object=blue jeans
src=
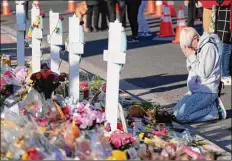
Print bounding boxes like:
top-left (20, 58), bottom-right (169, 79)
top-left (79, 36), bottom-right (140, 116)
top-left (221, 43), bottom-right (232, 77)
top-left (173, 92), bottom-right (219, 123)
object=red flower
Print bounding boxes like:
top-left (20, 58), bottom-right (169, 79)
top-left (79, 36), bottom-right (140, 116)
top-left (40, 11), bottom-right (45, 18)
top-left (58, 73), bottom-right (66, 81)
top-left (35, 73), bottom-right (41, 80)
top-left (27, 148), bottom-right (43, 160)
top-left (152, 128), bottom-right (168, 136)
top-left (30, 73), bottom-right (36, 80)
top-left (59, 16), bottom-right (64, 21)
top-left (76, 120), bottom-right (82, 125)
top-left (117, 123), bottom-right (123, 131)
top-left (47, 73), bottom-right (56, 80)
top-left (4, 71), bottom-right (12, 77)
top-left (63, 106), bottom-right (70, 114)
top-left (104, 123), bottom-right (111, 132)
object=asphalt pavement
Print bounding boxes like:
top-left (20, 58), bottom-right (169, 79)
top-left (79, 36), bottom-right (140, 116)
top-left (1, 1), bottom-right (231, 153)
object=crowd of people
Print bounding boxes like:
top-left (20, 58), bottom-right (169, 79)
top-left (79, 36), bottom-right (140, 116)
top-left (76, 0), bottom-right (151, 43)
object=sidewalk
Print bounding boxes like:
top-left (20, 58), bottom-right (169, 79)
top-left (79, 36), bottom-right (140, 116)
top-left (1, 26), bottom-right (231, 155)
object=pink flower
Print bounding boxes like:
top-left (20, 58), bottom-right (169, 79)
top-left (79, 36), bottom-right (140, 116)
top-left (79, 118), bottom-right (88, 129)
top-left (76, 119), bottom-right (82, 125)
top-left (13, 66), bottom-right (28, 84)
top-left (111, 139), bottom-right (122, 148)
top-left (105, 123), bottom-right (111, 132)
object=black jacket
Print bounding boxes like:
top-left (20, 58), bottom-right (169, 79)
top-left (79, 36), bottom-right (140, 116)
top-left (86, 0), bottom-right (99, 6)
top-left (188, 0), bottom-right (203, 19)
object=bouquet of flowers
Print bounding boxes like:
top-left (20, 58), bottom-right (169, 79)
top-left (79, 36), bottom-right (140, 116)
top-left (109, 131), bottom-right (136, 151)
top-left (69, 103), bottom-right (105, 130)
top-left (30, 64), bottom-right (67, 99)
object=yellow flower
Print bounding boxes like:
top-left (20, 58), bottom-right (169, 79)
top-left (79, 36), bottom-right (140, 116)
top-left (144, 137), bottom-right (153, 145)
top-left (107, 150), bottom-right (127, 160)
top-left (139, 133), bottom-right (144, 140)
top-left (5, 152), bottom-right (13, 159)
top-left (21, 153), bottom-right (28, 160)
top-left (39, 127), bottom-right (46, 133)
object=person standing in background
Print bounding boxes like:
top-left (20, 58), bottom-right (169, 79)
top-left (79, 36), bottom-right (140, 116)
top-left (99, 0), bottom-right (109, 31)
top-left (215, 0), bottom-right (231, 85)
top-left (199, 0), bottom-right (232, 85)
top-left (105, 0), bottom-right (126, 28)
top-left (137, 0), bottom-right (151, 37)
top-left (86, 0), bottom-right (100, 32)
top-left (184, 0), bottom-right (203, 27)
top-left (125, 0), bottom-right (142, 43)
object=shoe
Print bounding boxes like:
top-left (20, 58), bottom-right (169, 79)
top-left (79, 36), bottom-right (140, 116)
top-left (138, 32), bottom-right (152, 37)
top-left (221, 76), bottom-right (231, 86)
top-left (127, 37), bottom-right (139, 43)
top-left (100, 26), bottom-right (108, 31)
top-left (143, 32), bottom-right (152, 37)
top-left (138, 32), bottom-right (144, 37)
top-left (24, 42), bottom-right (29, 47)
top-left (216, 98), bottom-right (227, 120)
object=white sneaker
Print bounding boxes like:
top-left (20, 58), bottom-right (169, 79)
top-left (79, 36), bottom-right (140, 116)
top-left (221, 76), bottom-right (231, 86)
top-left (216, 98), bottom-right (227, 120)
top-left (143, 32), bottom-right (152, 37)
top-left (138, 32), bottom-right (152, 37)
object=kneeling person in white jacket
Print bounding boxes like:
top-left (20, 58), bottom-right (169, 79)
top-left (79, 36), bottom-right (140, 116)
top-left (173, 27), bottom-right (227, 123)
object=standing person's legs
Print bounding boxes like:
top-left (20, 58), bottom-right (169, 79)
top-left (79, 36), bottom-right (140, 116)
top-left (126, 4), bottom-right (134, 35)
top-left (93, 4), bottom-right (100, 31)
top-left (138, 0), bottom-right (149, 34)
top-left (187, 1), bottom-right (195, 27)
top-left (130, 0), bottom-right (141, 37)
top-left (99, 0), bottom-right (108, 30)
top-left (221, 43), bottom-right (232, 84)
top-left (24, 1), bottom-right (29, 20)
top-left (106, 0), bottom-right (116, 22)
top-left (86, 5), bottom-right (94, 31)
top-left (119, 3), bottom-right (127, 27)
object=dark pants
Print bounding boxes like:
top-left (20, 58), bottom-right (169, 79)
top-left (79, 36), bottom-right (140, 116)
top-left (187, 0), bottom-right (203, 27)
top-left (126, 0), bottom-right (141, 37)
top-left (24, 1), bottom-right (29, 20)
top-left (99, 0), bottom-right (108, 28)
top-left (106, 0), bottom-right (126, 27)
top-left (86, 4), bottom-right (100, 29)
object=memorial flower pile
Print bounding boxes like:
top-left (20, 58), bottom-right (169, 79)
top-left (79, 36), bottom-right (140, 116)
top-left (0, 62), bottom-right (230, 160)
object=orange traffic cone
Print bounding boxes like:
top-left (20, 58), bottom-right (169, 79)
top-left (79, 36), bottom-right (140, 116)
top-left (66, 0), bottom-right (76, 13)
top-left (1, 0), bottom-right (12, 16)
top-left (115, 3), bottom-right (119, 15)
top-left (145, 0), bottom-right (156, 15)
top-left (168, 1), bottom-right (176, 17)
top-left (158, 6), bottom-right (165, 36)
top-left (33, 1), bottom-right (40, 8)
top-left (158, 3), bottom-right (174, 37)
top-left (172, 6), bottom-right (186, 43)
top-left (154, 0), bottom-right (163, 17)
